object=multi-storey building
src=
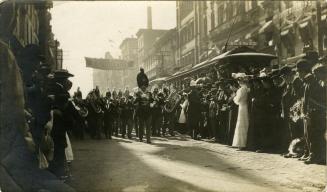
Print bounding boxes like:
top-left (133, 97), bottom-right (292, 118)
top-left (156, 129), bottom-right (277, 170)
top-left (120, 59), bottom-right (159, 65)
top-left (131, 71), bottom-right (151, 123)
top-left (119, 37), bottom-right (138, 88)
top-left (143, 28), bottom-right (177, 80)
top-left (176, 1), bottom-right (208, 70)
top-left (205, 1), bottom-right (327, 65)
top-left (136, 28), bottom-right (168, 71)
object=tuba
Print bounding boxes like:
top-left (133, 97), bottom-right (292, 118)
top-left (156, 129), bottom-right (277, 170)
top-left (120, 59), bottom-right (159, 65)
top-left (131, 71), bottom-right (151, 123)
top-left (88, 92), bottom-right (103, 114)
top-left (90, 98), bottom-right (102, 114)
top-left (72, 99), bottom-right (89, 117)
top-left (164, 90), bottom-right (182, 113)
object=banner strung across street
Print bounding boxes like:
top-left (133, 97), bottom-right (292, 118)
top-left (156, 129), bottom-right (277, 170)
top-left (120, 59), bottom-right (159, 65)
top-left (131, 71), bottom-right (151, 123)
top-left (85, 57), bottom-right (134, 70)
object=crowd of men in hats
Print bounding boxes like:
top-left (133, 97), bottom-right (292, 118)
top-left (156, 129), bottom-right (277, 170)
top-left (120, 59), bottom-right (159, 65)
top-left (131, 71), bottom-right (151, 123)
top-left (13, 44), bottom-right (77, 181)
top-left (3, 43), bottom-right (324, 188)
top-left (71, 54), bottom-right (326, 165)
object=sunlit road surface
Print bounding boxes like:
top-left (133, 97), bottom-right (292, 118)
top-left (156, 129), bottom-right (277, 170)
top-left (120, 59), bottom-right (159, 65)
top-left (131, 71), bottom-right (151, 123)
top-left (68, 135), bottom-right (325, 192)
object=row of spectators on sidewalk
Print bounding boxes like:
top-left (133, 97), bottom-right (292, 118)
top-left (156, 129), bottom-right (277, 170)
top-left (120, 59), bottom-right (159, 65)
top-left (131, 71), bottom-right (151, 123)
top-left (172, 54), bottom-right (326, 165)
top-left (71, 53), bottom-right (326, 165)
top-left (18, 44), bottom-right (76, 180)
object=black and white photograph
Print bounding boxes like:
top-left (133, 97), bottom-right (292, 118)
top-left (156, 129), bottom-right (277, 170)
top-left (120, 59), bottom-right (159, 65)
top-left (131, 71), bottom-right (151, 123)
top-left (0, 0), bottom-right (327, 191)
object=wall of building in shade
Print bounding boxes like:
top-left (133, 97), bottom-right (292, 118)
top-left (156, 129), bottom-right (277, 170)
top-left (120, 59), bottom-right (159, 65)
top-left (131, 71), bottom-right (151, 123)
top-left (0, 0), bottom-right (62, 70)
top-left (0, 1), bottom-right (72, 191)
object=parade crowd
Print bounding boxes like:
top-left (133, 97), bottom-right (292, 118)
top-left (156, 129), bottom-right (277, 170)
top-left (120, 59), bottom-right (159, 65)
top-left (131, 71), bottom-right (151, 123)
top-left (71, 54), bottom-right (326, 168)
top-left (18, 44), bottom-right (326, 183)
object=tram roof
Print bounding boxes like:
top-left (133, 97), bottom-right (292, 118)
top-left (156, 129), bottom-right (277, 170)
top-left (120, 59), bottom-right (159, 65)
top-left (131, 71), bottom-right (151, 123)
top-left (166, 46), bottom-right (277, 82)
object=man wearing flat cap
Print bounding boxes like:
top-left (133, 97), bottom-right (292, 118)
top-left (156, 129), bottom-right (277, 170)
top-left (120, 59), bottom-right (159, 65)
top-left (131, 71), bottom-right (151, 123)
top-left (296, 59), bottom-right (326, 164)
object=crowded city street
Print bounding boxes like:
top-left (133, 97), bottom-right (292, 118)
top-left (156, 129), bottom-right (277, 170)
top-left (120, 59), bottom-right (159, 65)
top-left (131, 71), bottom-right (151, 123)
top-left (1, 1), bottom-right (327, 192)
top-left (68, 135), bottom-right (325, 192)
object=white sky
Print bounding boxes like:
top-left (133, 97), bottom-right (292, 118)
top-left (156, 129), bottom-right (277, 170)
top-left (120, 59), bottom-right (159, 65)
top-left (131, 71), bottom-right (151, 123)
top-left (50, 1), bottom-right (176, 95)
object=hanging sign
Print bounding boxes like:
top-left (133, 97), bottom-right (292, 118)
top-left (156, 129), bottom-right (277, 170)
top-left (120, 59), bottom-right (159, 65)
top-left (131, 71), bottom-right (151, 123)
top-left (85, 57), bottom-right (134, 70)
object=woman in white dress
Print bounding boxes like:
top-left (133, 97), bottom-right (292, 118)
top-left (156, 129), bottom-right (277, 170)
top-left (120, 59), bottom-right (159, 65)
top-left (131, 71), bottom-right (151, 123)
top-left (232, 73), bottom-right (250, 149)
top-left (178, 93), bottom-right (189, 124)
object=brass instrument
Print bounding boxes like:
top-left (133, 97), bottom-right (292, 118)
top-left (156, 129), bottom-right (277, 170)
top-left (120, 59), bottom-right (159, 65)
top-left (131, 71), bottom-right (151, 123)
top-left (91, 99), bottom-right (103, 114)
top-left (164, 90), bottom-right (182, 113)
top-left (72, 99), bottom-right (89, 117)
top-left (88, 92), bottom-right (103, 114)
top-left (289, 98), bottom-right (304, 123)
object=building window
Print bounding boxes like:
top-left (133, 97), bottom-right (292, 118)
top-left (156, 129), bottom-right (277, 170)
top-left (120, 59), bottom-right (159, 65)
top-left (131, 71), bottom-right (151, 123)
top-left (180, 1), bottom-right (194, 20)
top-left (284, 1), bottom-right (293, 9)
top-left (227, 2), bottom-right (233, 20)
top-left (232, 1), bottom-right (237, 16)
top-left (323, 35), bottom-right (327, 51)
top-left (204, 17), bottom-right (208, 36)
top-left (223, 3), bottom-right (227, 23)
top-left (245, 1), bottom-right (254, 12)
top-left (180, 21), bottom-right (195, 46)
top-left (217, 5), bottom-right (224, 25)
top-left (211, 12), bottom-right (215, 29)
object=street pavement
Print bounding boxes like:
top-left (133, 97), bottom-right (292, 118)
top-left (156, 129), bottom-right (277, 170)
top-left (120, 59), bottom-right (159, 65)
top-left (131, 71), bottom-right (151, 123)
top-left (67, 134), bottom-right (326, 192)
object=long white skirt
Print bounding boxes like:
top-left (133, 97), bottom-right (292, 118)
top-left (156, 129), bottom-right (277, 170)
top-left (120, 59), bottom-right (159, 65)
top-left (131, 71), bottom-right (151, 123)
top-left (65, 133), bottom-right (74, 162)
top-left (232, 104), bottom-right (249, 148)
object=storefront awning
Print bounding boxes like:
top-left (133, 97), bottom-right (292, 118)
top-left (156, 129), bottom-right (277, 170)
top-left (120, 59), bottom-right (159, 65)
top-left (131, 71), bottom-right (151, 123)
top-left (259, 20), bottom-right (273, 34)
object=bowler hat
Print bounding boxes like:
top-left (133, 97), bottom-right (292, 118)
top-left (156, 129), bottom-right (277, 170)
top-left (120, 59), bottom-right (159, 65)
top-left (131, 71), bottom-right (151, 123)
top-left (296, 59), bottom-right (311, 72)
top-left (53, 69), bottom-right (74, 79)
top-left (303, 51), bottom-right (319, 63)
top-left (279, 66), bottom-right (293, 76)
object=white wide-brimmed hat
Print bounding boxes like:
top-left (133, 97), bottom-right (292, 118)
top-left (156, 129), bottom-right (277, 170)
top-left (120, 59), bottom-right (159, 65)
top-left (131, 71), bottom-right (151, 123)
top-left (232, 72), bottom-right (253, 81)
top-left (190, 80), bottom-right (197, 87)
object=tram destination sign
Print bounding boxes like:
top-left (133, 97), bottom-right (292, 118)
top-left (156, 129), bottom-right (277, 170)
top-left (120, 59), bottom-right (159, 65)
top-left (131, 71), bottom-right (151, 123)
top-left (85, 57), bottom-right (134, 70)
top-left (228, 41), bottom-right (257, 46)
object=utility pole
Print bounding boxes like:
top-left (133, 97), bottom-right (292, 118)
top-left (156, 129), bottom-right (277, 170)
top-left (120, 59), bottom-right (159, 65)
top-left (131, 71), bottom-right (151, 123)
top-left (316, 0), bottom-right (323, 56)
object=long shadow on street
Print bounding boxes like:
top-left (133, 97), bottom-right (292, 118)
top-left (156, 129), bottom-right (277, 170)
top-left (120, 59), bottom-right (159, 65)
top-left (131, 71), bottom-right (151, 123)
top-left (68, 138), bottom-right (216, 192)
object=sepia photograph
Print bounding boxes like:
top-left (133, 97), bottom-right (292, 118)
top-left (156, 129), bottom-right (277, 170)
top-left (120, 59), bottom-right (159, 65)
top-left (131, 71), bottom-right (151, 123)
top-left (0, 0), bottom-right (327, 191)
